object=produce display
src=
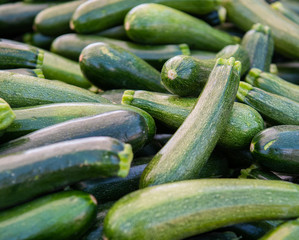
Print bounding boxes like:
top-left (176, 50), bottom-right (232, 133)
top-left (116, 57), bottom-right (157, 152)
top-left (0, 0), bottom-right (298, 239)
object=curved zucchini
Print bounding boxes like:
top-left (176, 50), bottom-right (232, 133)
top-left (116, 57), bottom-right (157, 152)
top-left (79, 42), bottom-right (167, 92)
top-left (122, 90), bottom-right (263, 149)
top-left (237, 81), bottom-right (299, 125)
top-left (0, 98), bottom-right (15, 135)
top-left (124, 3), bottom-right (239, 51)
top-left (250, 125), bottom-right (299, 174)
top-left (0, 71), bottom-right (110, 108)
top-left (104, 179), bottom-right (299, 240)
top-left (271, 1), bottom-right (299, 25)
top-left (140, 58), bottom-right (240, 187)
top-left (0, 136), bottom-right (133, 210)
top-left (246, 68), bottom-right (299, 102)
top-left (161, 44), bottom-right (249, 96)
top-left (222, 0), bottom-right (299, 59)
top-left (241, 23), bottom-right (274, 71)
top-left (23, 32), bottom-right (55, 50)
top-left (0, 191), bottom-right (97, 240)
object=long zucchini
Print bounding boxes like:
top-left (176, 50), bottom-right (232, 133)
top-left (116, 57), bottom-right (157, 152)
top-left (0, 136), bottom-right (133, 210)
top-left (140, 58), bottom-right (240, 187)
top-left (103, 179), bottom-right (299, 240)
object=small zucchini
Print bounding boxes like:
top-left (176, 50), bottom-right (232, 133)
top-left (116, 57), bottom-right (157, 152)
top-left (237, 81), bottom-right (299, 125)
top-left (79, 42), bottom-right (167, 92)
top-left (140, 58), bottom-right (240, 187)
top-left (246, 68), bottom-right (299, 102)
top-left (3, 68), bottom-right (44, 78)
top-left (0, 136), bottom-right (133, 210)
top-left (23, 32), bottom-right (55, 50)
top-left (124, 3), bottom-right (239, 51)
top-left (0, 191), bottom-right (98, 240)
top-left (103, 179), bottom-right (299, 240)
top-left (250, 125), bottom-right (299, 174)
top-left (241, 23), bottom-right (274, 71)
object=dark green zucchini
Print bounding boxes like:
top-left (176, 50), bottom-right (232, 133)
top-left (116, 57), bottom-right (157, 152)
top-left (0, 191), bottom-right (97, 240)
top-left (237, 82), bottom-right (299, 125)
top-left (2, 68), bottom-right (44, 78)
top-left (103, 179), bottom-right (299, 240)
top-left (34, 0), bottom-right (86, 36)
top-left (124, 3), bottom-right (239, 51)
top-left (246, 68), bottom-right (299, 102)
top-left (222, 0), bottom-right (299, 59)
top-left (79, 42), bottom-right (167, 92)
top-left (271, 1), bottom-right (299, 25)
top-left (241, 23), bottom-right (274, 72)
top-left (96, 25), bottom-right (129, 41)
top-left (161, 44), bottom-right (249, 96)
top-left (23, 32), bottom-right (55, 50)
top-left (0, 136), bottom-right (133, 210)
top-left (0, 98), bottom-right (15, 136)
top-left (71, 0), bottom-right (222, 34)
top-left (250, 125), bottom-right (299, 174)
top-left (239, 164), bottom-right (282, 181)
top-left (122, 90), bottom-right (263, 149)
top-left (140, 58), bottom-right (240, 187)
top-left (0, 71), bottom-right (110, 108)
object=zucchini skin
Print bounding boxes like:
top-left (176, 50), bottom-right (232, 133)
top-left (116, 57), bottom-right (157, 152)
top-left (0, 71), bottom-right (110, 108)
top-left (103, 179), bottom-right (299, 240)
top-left (0, 191), bottom-right (97, 240)
top-left (250, 125), bottom-right (299, 174)
top-left (79, 42), bottom-right (167, 92)
top-left (23, 32), bottom-right (55, 50)
top-left (246, 68), bottom-right (299, 103)
top-left (97, 25), bottom-right (129, 41)
top-left (0, 137), bottom-right (133, 210)
top-left (71, 0), bottom-right (221, 34)
top-left (124, 3), bottom-right (239, 51)
top-left (3, 68), bottom-right (44, 78)
top-left (140, 58), bottom-right (240, 187)
top-left (122, 91), bottom-right (264, 149)
top-left (223, 0), bottom-right (299, 59)
top-left (237, 82), bottom-right (299, 125)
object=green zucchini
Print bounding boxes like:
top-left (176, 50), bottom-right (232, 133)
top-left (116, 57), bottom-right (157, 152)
top-left (79, 42), bottom-right (167, 92)
top-left (140, 58), bottom-right (240, 187)
top-left (0, 191), bottom-right (97, 240)
top-left (222, 0), bottom-right (299, 59)
top-left (282, 0), bottom-right (299, 15)
top-left (124, 3), bottom-right (239, 51)
top-left (71, 0), bottom-right (222, 34)
top-left (0, 71), bottom-right (110, 108)
top-left (161, 44), bottom-right (249, 96)
top-left (275, 62), bottom-right (299, 85)
top-left (34, 0), bottom-right (86, 36)
top-left (239, 164), bottom-right (282, 181)
top-left (0, 136), bottom-right (133, 210)
top-left (51, 33), bottom-right (190, 69)
top-left (271, 1), bottom-right (299, 25)
top-left (191, 50), bottom-right (216, 60)
top-left (2, 68), bottom-right (44, 78)
top-left (250, 125), bottom-right (299, 174)
top-left (0, 110), bottom-right (154, 154)
top-left (122, 90), bottom-right (263, 149)
top-left (103, 179), bottom-right (299, 239)
top-left (246, 68), bottom-right (299, 102)
top-left (0, 98), bottom-right (15, 135)
top-left (241, 23), bottom-right (274, 72)
top-left (23, 32), bottom-right (55, 50)
top-left (237, 82), bottom-right (299, 125)
top-left (186, 231), bottom-right (240, 240)
top-left (96, 25), bottom-right (129, 41)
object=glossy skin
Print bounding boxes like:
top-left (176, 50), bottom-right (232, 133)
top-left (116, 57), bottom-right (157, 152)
top-left (104, 179), bottom-right (299, 240)
top-left (0, 191), bottom-right (97, 240)
top-left (0, 137), bottom-right (132, 210)
top-left (251, 125), bottom-right (299, 174)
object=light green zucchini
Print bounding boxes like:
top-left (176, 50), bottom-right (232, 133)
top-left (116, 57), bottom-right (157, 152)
top-left (271, 1), bottom-right (299, 25)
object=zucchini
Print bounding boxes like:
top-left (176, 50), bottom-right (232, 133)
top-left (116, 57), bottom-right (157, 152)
top-left (23, 32), bottom-right (55, 50)
top-left (79, 42), bottom-right (167, 92)
top-left (96, 25), bottom-right (129, 41)
top-left (34, 0), bottom-right (86, 36)
top-left (246, 68), bottom-right (299, 102)
top-left (282, 0), bottom-right (299, 15)
top-left (250, 125), bottom-right (299, 174)
top-left (239, 164), bottom-right (282, 181)
top-left (0, 98), bottom-right (15, 135)
top-left (124, 3), bottom-right (239, 51)
top-left (0, 136), bottom-right (133, 210)
top-left (140, 58), bottom-right (240, 187)
top-left (186, 231), bottom-right (240, 240)
top-left (275, 62), bottom-right (299, 85)
top-left (0, 191), bottom-right (97, 240)
top-left (0, 109), bottom-right (154, 154)
top-left (2, 68), bottom-right (44, 78)
top-left (71, 0), bottom-right (222, 34)
top-left (103, 179), bottom-right (299, 240)
top-left (161, 44), bottom-right (249, 96)
top-left (122, 90), bottom-right (263, 149)
top-left (241, 23), bottom-right (274, 72)
top-left (222, 0), bottom-right (299, 59)
top-left (0, 71), bottom-right (110, 108)
top-left (271, 1), bottom-right (299, 25)
top-left (237, 82), bottom-right (299, 125)
top-left (191, 50), bottom-right (216, 60)
top-left (51, 33), bottom-right (190, 69)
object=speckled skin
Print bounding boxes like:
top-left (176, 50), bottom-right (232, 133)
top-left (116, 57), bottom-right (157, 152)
top-left (0, 191), bottom-right (97, 240)
top-left (104, 179), bottom-right (299, 240)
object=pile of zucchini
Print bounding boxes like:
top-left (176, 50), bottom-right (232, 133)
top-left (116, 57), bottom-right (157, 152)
top-left (0, 0), bottom-right (298, 239)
